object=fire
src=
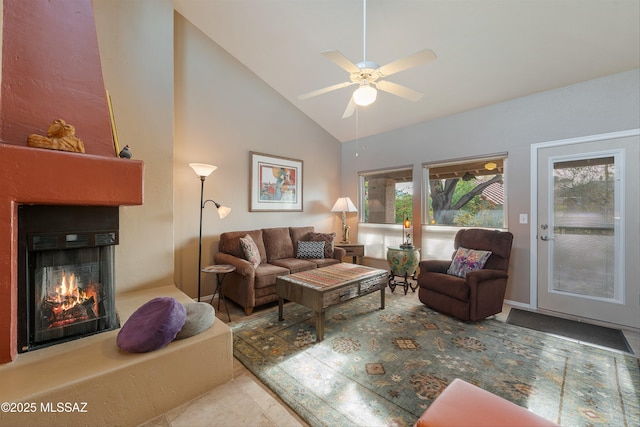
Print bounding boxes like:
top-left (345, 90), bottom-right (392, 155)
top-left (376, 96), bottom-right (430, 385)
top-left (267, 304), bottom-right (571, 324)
top-left (45, 271), bottom-right (99, 327)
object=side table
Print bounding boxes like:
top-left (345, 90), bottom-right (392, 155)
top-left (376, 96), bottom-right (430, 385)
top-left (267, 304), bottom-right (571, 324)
top-left (201, 264), bottom-right (236, 322)
top-left (386, 246), bottom-right (420, 294)
top-left (335, 243), bottom-right (365, 264)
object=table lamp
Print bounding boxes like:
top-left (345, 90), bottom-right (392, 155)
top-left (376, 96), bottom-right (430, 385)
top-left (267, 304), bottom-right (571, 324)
top-left (331, 197), bottom-right (358, 243)
top-left (400, 216), bottom-right (414, 249)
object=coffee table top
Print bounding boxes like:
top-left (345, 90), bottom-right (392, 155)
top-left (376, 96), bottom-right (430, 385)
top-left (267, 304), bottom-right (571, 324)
top-left (280, 263), bottom-right (387, 290)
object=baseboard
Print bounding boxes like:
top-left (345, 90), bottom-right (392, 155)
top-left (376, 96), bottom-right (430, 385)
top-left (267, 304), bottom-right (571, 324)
top-left (504, 299), bottom-right (531, 310)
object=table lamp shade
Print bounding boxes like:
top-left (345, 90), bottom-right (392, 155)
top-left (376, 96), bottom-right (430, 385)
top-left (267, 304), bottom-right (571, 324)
top-left (331, 197), bottom-right (357, 213)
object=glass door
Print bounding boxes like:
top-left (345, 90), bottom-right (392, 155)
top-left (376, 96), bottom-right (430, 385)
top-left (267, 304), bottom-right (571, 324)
top-left (536, 135), bottom-right (639, 328)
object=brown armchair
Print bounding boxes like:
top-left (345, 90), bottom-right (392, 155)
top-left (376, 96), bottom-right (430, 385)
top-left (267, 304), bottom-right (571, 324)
top-left (417, 228), bottom-right (513, 321)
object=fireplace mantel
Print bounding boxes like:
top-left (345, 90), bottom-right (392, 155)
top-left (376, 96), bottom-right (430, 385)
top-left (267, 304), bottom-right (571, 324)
top-left (0, 143), bottom-right (144, 363)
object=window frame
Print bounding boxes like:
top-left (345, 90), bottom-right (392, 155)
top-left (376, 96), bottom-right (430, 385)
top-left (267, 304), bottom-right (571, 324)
top-left (358, 165), bottom-right (414, 224)
top-left (421, 154), bottom-right (509, 229)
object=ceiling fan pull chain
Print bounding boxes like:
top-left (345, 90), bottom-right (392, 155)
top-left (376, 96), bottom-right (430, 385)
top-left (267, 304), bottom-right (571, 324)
top-left (355, 107), bottom-right (359, 157)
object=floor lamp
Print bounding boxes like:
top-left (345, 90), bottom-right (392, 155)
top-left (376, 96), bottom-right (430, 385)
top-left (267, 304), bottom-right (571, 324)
top-left (190, 163), bottom-right (231, 302)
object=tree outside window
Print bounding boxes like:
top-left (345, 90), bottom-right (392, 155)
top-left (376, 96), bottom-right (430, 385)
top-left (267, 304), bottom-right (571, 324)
top-left (426, 158), bottom-right (506, 228)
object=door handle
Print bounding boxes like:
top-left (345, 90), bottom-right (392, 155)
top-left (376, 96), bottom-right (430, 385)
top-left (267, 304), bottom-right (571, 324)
top-left (540, 235), bottom-right (554, 241)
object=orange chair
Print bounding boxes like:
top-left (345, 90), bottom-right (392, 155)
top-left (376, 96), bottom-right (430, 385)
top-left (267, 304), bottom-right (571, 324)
top-left (415, 378), bottom-right (558, 427)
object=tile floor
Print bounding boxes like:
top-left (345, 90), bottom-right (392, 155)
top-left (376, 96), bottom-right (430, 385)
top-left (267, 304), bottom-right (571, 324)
top-left (139, 287), bottom-right (639, 427)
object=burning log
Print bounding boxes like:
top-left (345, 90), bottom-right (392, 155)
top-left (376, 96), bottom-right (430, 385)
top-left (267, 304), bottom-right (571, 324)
top-left (41, 295), bottom-right (97, 329)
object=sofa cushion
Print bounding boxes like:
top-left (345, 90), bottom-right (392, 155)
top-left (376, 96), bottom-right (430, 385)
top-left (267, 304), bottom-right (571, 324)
top-left (447, 247), bottom-right (492, 278)
top-left (271, 258), bottom-right (317, 274)
top-left (290, 226), bottom-right (315, 252)
top-left (117, 297), bottom-right (186, 353)
top-left (219, 229), bottom-right (267, 263)
top-left (263, 227), bottom-right (294, 262)
top-left (297, 240), bottom-right (325, 259)
top-left (314, 258), bottom-right (341, 268)
top-left (239, 234), bottom-right (261, 267)
top-left (254, 263), bottom-right (290, 288)
top-left (307, 232), bottom-right (336, 258)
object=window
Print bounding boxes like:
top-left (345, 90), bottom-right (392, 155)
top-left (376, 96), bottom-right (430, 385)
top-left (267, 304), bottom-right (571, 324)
top-left (360, 168), bottom-right (413, 224)
top-left (424, 157), bottom-right (506, 228)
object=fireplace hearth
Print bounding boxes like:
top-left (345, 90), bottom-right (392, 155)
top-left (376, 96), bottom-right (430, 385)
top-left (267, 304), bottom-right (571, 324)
top-left (17, 205), bottom-right (120, 353)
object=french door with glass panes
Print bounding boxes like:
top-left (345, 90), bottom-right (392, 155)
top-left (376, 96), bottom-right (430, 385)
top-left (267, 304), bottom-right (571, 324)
top-left (536, 133), bottom-right (639, 328)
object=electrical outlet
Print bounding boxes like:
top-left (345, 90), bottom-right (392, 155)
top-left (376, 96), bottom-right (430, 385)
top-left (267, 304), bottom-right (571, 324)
top-left (519, 214), bottom-right (528, 224)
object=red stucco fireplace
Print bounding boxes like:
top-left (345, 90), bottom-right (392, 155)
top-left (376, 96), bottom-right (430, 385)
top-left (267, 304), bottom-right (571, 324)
top-left (0, 0), bottom-right (144, 363)
top-left (0, 145), bottom-right (143, 363)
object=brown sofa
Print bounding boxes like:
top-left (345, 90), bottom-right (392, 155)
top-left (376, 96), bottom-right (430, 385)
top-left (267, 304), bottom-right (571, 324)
top-left (213, 227), bottom-right (346, 315)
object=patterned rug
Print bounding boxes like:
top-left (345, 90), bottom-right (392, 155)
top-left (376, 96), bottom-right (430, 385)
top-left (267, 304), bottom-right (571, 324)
top-left (232, 291), bottom-right (640, 427)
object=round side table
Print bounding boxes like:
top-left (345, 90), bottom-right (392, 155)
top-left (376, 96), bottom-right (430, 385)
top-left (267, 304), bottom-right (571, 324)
top-left (386, 246), bottom-right (420, 294)
top-left (201, 264), bottom-right (236, 321)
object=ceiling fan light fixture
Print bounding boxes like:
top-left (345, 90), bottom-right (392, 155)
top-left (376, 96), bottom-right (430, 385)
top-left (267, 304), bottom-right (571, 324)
top-left (353, 84), bottom-right (377, 106)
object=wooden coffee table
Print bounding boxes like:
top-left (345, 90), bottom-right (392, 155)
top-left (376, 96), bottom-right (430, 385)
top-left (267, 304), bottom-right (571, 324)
top-left (276, 263), bottom-right (388, 341)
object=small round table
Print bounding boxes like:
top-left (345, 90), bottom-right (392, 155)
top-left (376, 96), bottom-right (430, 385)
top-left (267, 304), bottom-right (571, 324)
top-left (386, 246), bottom-right (420, 294)
top-left (201, 264), bottom-right (236, 321)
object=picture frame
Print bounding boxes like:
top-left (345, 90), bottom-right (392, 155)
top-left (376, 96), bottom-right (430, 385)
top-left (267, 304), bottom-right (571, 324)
top-left (250, 152), bottom-right (303, 212)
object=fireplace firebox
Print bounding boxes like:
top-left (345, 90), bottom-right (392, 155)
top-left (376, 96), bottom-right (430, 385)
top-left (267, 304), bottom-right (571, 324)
top-left (18, 205), bottom-right (120, 353)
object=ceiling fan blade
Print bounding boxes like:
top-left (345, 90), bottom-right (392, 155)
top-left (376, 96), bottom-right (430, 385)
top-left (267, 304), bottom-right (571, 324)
top-left (377, 49), bottom-right (436, 77)
top-left (322, 50), bottom-right (361, 74)
top-left (375, 80), bottom-right (424, 102)
top-left (298, 81), bottom-right (354, 100)
top-left (342, 96), bottom-right (356, 118)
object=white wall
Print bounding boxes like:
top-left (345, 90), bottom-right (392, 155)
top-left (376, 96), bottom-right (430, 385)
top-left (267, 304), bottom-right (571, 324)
top-left (91, 0), bottom-right (639, 306)
top-left (93, 0), bottom-right (176, 293)
top-left (173, 13), bottom-right (344, 298)
top-left (341, 69), bottom-right (640, 304)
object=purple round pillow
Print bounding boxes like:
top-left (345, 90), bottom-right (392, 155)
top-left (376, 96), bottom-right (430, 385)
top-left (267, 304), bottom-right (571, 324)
top-left (117, 297), bottom-right (186, 353)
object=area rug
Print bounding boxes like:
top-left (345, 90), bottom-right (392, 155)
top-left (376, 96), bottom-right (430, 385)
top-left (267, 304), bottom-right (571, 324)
top-left (232, 292), bottom-right (640, 427)
top-left (507, 308), bottom-right (634, 354)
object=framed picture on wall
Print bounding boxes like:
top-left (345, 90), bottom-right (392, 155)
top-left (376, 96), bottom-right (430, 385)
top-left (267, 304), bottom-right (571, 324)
top-left (250, 152), bottom-right (303, 212)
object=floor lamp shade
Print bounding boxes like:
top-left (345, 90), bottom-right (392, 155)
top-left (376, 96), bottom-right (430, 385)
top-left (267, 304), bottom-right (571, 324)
top-left (189, 163), bottom-right (217, 177)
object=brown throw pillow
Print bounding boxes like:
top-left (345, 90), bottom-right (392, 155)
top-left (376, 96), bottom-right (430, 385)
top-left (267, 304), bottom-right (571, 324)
top-left (308, 232), bottom-right (336, 258)
top-left (239, 234), bottom-right (261, 268)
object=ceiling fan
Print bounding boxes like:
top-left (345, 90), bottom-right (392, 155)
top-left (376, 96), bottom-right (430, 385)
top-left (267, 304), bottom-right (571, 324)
top-left (298, 0), bottom-right (436, 118)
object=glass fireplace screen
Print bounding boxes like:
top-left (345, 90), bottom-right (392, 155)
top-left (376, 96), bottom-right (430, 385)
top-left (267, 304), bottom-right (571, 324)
top-left (31, 245), bottom-right (116, 345)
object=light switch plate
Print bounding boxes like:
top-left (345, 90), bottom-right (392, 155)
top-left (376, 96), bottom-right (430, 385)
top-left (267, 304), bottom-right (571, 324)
top-left (519, 214), bottom-right (528, 224)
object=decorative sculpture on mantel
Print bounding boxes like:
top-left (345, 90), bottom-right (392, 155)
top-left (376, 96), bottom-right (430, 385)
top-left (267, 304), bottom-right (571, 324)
top-left (27, 119), bottom-right (85, 153)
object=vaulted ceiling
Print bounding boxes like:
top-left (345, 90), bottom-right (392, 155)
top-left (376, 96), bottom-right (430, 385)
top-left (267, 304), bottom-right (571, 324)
top-left (174, 0), bottom-right (640, 143)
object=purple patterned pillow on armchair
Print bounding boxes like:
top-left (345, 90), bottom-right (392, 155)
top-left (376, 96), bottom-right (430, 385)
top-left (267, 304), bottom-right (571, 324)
top-left (447, 247), bottom-right (492, 278)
